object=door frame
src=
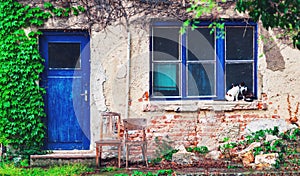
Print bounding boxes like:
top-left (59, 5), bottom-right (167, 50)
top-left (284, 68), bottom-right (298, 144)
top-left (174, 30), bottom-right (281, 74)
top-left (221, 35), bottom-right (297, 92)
top-left (39, 30), bottom-right (91, 150)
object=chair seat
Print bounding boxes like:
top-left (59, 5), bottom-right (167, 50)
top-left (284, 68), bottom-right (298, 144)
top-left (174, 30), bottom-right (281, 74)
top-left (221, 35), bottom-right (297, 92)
top-left (95, 139), bottom-right (122, 145)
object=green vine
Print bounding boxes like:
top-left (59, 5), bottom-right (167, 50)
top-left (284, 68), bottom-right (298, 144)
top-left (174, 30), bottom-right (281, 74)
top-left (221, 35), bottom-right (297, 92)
top-left (0, 0), bottom-right (84, 159)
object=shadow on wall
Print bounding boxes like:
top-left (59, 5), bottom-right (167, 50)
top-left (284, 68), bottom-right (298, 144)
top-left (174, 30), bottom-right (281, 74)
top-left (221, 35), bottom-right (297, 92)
top-left (261, 28), bottom-right (285, 71)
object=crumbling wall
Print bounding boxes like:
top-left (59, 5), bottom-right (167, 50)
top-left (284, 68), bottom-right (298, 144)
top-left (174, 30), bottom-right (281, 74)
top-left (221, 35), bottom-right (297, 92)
top-left (37, 1), bottom-right (300, 158)
top-left (87, 17), bottom-right (300, 158)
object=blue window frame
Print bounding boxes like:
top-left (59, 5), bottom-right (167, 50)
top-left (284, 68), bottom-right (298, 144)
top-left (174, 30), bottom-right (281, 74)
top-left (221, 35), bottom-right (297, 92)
top-left (150, 21), bottom-right (258, 100)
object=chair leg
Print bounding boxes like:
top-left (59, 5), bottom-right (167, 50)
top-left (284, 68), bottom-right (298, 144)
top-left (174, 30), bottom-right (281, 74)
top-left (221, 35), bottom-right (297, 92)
top-left (145, 144), bottom-right (148, 167)
top-left (118, 145), bottom-right (121, 168)
top-left (99, 146), bottom-right (102, 167)
top-left (142, 144), bottom-right (148, 167)
top-left (96, 144), bottom-right (99, 167)
top-left (126, 145), bottom-right (129, 169)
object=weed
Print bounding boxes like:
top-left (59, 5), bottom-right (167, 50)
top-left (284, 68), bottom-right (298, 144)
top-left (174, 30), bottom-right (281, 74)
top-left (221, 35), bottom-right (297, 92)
top-left (227, 165), bottom-right (238, 169)
top-left (253, 146), bottom-right (263, 156)
top-left (101, 166), bottom-right (119, 172)
top-left (162, 149), bottom-right (179, 161)
top-left (122, 169), bottom-right (175, 176)
top-left (221, 126), bottom-right (300, 169)
top-left (220, 142), bottom-right (237, 152)
top-left (150, 149), bottom-right (178, 164)
top-left (114, 174), bottom-right (129, 176)
top-left (222, 137), bottom-right (230, 143)
top-left (186, 146), bottom-right (209, 154)
top-left (150, 136), bottom-right (178, 164)
top-left (157, 169), bottom-right (174, 175)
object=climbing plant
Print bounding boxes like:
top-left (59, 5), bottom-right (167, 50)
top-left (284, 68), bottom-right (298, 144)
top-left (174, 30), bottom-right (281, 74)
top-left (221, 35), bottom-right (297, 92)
top-left (235, 0), bottom-right (300, 49)
top-left (186, 0), bottom-right (300, 50)
top-left (0, 0), bottom-right (84, 159)
top-left (0, 0), bottom-right (185, 160)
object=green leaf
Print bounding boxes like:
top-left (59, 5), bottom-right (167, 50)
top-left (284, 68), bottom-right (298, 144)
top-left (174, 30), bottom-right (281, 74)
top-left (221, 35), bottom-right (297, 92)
top-left (3, 101), bottom-right (10, 108)
top-left (186, 7), bottom-right (193, 13)
top-left (72, 7), bottom-right (79, 16)
top-left (28, 31), bottom-right (36, 38)
top-left (44, 2), bottom-right (53, 9)
top-left (183, 20), bottom-right (190, 27)
top-left (77, 6), bottom-right (85, 12)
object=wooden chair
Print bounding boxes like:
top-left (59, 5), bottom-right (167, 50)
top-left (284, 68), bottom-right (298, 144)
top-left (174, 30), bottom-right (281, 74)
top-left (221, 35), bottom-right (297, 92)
top-left (123, 118), bottom-right (148, 168)
top-left (95, 112), bottom-right (122, 168)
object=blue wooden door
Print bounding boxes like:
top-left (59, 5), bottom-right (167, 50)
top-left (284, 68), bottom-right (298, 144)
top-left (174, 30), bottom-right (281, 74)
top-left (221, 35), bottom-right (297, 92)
top-left (40, 31), bottom-right (90, 150)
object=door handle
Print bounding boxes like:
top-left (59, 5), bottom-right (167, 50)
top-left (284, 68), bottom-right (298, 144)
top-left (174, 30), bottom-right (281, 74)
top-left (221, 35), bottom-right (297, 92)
top-left (80, 90), bottom-right (88, 102)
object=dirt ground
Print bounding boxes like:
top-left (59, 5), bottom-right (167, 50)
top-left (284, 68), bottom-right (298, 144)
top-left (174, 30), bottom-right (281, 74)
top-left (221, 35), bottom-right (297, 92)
top-left (86, 158), bottom-right (300, 176)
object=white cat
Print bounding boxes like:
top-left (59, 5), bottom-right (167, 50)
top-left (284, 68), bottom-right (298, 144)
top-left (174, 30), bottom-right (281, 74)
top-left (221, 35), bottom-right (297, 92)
top-left (225, 85), bottom-right (240, 101)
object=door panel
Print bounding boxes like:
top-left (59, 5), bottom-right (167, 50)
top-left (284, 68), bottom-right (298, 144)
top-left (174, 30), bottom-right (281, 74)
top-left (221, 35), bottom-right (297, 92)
top-left (40, 31), bottom-right (90, 150)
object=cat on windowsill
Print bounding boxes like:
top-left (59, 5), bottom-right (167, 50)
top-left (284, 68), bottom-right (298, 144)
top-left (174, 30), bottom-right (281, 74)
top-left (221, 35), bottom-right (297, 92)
top-left (225, 82), bottom-right (254, 102)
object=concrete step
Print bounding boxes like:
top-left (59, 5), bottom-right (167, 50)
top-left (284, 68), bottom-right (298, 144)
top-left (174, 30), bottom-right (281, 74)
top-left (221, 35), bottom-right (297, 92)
top-left (30, 150), bottom-right (96, 167)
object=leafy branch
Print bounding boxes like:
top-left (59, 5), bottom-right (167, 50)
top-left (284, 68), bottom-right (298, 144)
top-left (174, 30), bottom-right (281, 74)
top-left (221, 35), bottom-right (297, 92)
top-left (185, 0), bottom-right (300, 50)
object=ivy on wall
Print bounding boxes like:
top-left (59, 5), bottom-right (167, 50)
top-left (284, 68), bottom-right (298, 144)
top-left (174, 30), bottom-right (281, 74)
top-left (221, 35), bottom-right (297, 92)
top-left (0, 0), bottom-right (84, 158)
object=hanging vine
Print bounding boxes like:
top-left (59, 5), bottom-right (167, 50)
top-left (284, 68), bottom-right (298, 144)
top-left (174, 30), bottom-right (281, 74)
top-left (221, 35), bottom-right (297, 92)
top-left (0, 0), bottom-right (85, 158)
top-left (51, 0), bottom-right (190, 30)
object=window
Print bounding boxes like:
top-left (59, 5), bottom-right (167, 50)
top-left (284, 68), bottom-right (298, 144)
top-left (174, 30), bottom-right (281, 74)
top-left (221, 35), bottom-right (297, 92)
top-left (150, 21), bottom-right (257, 100)
top-left (48, 43), bottom-right (81, 69)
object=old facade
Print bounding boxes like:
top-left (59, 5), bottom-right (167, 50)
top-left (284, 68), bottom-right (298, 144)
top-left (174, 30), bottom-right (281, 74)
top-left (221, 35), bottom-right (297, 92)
top-left (33, 0), bottom-right (300, 160)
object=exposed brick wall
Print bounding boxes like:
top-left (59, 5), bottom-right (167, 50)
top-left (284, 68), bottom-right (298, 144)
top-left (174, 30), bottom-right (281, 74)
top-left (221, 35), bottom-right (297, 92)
top-left (138, 109), bottom-right (272, 161)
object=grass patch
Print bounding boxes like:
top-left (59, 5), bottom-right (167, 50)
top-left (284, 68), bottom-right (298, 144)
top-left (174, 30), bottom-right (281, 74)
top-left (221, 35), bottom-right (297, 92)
top-left (0, 162), bottom-right (94, 176)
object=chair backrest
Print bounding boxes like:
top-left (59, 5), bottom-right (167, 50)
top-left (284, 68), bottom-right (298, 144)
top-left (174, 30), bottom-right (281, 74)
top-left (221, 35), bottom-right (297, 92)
top-left (100, 112), bottom-right (121, 140)
top-left (123, 118), bottom-right (147, 141)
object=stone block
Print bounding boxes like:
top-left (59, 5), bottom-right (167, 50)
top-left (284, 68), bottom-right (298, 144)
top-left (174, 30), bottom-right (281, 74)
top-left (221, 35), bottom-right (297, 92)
top-left (205, 150), bottom-right (222, 160)
top-left (241, 151), bottom-right (254, 166)
top-left (244, 119), bottom-right (295, 135)
top-left (171, 151), bottom-right (198, 166)
top-left (255, 153), bottom-right (278, 166)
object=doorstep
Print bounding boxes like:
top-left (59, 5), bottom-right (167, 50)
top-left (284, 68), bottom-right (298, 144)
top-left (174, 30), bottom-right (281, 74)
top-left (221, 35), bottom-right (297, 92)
top-left (30, 150), bottom-right (96, 167)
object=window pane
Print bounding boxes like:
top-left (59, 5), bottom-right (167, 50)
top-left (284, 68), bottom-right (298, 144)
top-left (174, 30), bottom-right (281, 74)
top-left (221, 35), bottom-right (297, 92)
top-left (153, 64), bottom-right (179, 96)
top-left (226, 27), bottom-right (253, 60)
top-left (48, 43), bottom-right (81, 69)
top-left (152, 27), bottom-right (180, 61)
top-left (187, 63), bottom-right (215, 96)
top-left (187, 28), bottom-right (215, 61)
top-left (226, 63), bottom-right (253, 91)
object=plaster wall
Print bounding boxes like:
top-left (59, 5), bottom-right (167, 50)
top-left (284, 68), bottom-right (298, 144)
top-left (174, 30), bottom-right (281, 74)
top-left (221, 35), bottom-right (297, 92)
top-left (88, 19), bottom-right (300, 155)
top-left (259, 30), bottom-right (300, 119)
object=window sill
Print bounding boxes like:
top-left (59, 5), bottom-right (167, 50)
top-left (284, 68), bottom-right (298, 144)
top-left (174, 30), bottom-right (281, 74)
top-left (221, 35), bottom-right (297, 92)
top-left (144, 100), bottom-right (267, 112)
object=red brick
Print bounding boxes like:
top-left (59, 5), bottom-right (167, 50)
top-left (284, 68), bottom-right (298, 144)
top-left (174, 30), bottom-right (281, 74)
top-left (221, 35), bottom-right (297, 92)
top-left (272, 115), bottom-right (280, 119)
top-left (174, 115), bottom-right (182, 119)
top-left (243, 114), bottom-right (259, 119)
top-left (156, 125), bottom-right (168, 128)
top-left (150, 119), bottom-right (157, 124)
top-left (228, 115), bottom-right (241, 118)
